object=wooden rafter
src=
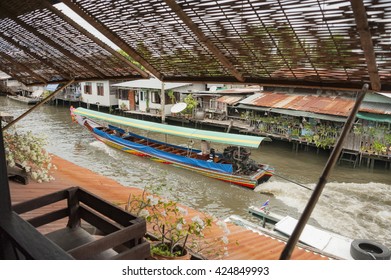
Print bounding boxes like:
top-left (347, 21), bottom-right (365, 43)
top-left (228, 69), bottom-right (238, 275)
top-left (0, 33), bottom-right (72, 80)
top-left (0, 1), bottom-right (107, 80)
top-left (350, 0), bottom-right (381, 91)
top-left (61, 0), bottom-right (162, 80)
top-left (163, 0), bottom-right (245, 82)
top-left (10, 17), bottom-right (106, 79)
top-left (41, 1), bottom-right (150, 79)
top-left (0, 51), bottom-right (48, 84)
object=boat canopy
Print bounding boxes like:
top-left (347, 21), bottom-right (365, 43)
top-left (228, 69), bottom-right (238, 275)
top-left (74, 107), bottom-right (267, 148)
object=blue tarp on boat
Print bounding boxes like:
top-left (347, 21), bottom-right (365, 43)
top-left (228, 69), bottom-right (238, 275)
top-left (93, 128), bottom-right (233, 174)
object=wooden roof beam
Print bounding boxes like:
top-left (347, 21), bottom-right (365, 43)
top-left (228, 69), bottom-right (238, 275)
top-left (61, 0), bottom-right (163, 80)
top-left (163, 0), bottom-right (245, 83)
top-left (0, 34), bottom-right (72, 80)
top-left (350, 0), bottom-right (381, 91)
top-left (42, 1), bottom-right (150, 79)
top-left (11, 18), bottom-right (105, 79)
top-left (0, 51), bottom-right (48, 84)
top-left (0, 2), bottom-right (107, 79)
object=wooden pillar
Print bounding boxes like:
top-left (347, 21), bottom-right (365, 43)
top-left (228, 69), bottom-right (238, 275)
top-left (161, 82), bottom-right (165, 123)
top-left (0, 120), bottom-right (11, 214)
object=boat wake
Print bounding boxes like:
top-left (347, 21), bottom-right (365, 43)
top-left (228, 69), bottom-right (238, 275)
top-left (255, 180), bottom-right (391, 249)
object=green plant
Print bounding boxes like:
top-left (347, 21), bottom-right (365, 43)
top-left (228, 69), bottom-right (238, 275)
top-left (126, 186), bottom-right (230, 259)
top-left (182, 94), bottom-right (198, 115)
top-left (167, 90), bottom-right (176, 104)
top-left (4, 130), bottom-right (56, 182)
top-left (373, 140), bottom-right (386, 155)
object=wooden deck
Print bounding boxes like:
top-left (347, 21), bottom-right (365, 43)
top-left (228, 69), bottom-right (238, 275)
top-left (9, 155), bottom-right (330, 260)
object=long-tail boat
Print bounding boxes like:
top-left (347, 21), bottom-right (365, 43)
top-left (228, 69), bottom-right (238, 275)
top-left (73, 107), bottom-right (274, 189)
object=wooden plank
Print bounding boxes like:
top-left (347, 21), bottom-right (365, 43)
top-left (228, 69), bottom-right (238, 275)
top-left (66, 187), bottom-right (81, 228)
top-left (0, 212), bottom-right (73, 260)
top-left (68, 222), bottom-right (146, 259)
top-left (13, 188), bottom-right (69, 214)
top-left (112, 242), bottom-right (150, 260)
top-left (0, 120), bottom-right (11, 214)
top-left (78, 206), bottom-right (122, 234)
top-left (26, 208), bottom-right (69, 228)
top-left (77, 188), bottom-right (141, 226)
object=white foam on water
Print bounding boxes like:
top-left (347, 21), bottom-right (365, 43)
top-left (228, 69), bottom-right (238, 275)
top-left (255, 180), bottom-right (391, 248)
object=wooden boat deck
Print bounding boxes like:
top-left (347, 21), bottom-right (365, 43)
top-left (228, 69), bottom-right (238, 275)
top-left (9, 155), bottom-right (329, 260)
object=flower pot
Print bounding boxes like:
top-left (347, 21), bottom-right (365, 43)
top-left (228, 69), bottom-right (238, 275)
top-left (151, 242), bottom-right (191, 260)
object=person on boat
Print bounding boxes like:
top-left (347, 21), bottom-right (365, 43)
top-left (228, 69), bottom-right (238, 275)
top-left (200, 140), bottom-right (210, 155)
top-left (70, 106), bottom-right (76, 122)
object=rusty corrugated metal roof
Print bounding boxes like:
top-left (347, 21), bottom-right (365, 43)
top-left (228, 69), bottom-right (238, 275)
top-left (217, 95), bottom-right (244, 105)
top-left (240, 91), bottom-right (355, 117)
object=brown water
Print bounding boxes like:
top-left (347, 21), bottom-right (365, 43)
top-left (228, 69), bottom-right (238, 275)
top-left (2, 96), bottom-right (390, 248)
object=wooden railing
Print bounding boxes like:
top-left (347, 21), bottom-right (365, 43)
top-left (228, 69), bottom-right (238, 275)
top-left (6, 187), bottom-right (150, 260)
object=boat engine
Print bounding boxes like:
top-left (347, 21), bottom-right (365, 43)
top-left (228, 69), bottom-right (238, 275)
top-left (223, 146), bottom-right (259, 174)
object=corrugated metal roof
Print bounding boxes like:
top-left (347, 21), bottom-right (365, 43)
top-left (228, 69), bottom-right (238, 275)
top-left (216, 95), bottom-right (243, 105)
top-left (236, 104), bottom-right (347, 122)
top-left (239, 91), bottom-right (355, 117)
top-left (360, 102), bottom-right (391, 115)
top-left (215, 88), bottom-right (261, 94)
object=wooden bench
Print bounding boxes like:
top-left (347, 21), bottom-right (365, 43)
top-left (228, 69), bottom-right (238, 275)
top-left (13, 186), bottom-right (150, 260)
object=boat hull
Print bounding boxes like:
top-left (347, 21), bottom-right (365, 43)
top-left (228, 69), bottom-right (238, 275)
top-left (79, 117), bottom-right (273, 189)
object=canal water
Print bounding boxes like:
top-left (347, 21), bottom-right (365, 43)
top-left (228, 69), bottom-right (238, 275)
top-left (2, 96), bottom-right (390, 249)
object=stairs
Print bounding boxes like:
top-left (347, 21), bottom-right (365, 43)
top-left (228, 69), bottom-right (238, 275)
top-left (338, 149), bottom-right (360, 168)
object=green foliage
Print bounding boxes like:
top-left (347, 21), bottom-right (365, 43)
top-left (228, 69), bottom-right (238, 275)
top-left (118, 49), bottom-right (144, 70)
top-left (167, 90), bottom-right (176, 104)
top-left (183, 94), bottom-right (198, 115)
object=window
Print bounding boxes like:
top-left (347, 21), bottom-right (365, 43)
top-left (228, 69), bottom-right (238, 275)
top-left (97, 83), bottom-right (104, 96)
top-left (151, 91), bottom-right (161, 104)
top-left (84, 82), bottom-right (92, 95)
top-left (139, 91), bottom-right (145, 101)
top-left (116, 89), bottom-right (128, 100)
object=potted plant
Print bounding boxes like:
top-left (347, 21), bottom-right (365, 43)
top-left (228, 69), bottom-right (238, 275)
top-left (125, 186), bottom-right (231, 260)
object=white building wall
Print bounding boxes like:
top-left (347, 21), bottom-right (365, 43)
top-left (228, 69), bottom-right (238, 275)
top-left (81, 81), bottom-right (118, 107)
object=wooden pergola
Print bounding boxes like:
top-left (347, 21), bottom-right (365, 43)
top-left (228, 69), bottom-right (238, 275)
top-left (1, 0), bottom-right (390, 259)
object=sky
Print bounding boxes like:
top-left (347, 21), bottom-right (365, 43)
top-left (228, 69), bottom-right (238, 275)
top-left (54, 3), bottom-right (119, 50)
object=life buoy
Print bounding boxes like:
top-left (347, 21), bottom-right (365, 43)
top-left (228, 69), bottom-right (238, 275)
top-left (350, 239), bottom-right (391, 260)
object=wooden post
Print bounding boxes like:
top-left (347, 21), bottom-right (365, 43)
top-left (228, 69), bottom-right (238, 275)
top-left (280, 84), bottom-right (368, 260)
top-left (0, 120), bottom-right (11, 214)
top-left (2, 80), bottom-right (74, 131)
top-left (161, 82), bottom-right (165, 123)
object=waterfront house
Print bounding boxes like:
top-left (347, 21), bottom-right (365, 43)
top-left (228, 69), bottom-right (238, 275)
top-left (193, 87), bottom-right (261, 120)
top-left (112, 78), bottom-right (205, 115)
top-left (80, 80), bottom-right (122, 109)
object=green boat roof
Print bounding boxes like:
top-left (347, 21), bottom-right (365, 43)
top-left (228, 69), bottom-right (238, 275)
top-left (74, 107), bottom-right (267, 148)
